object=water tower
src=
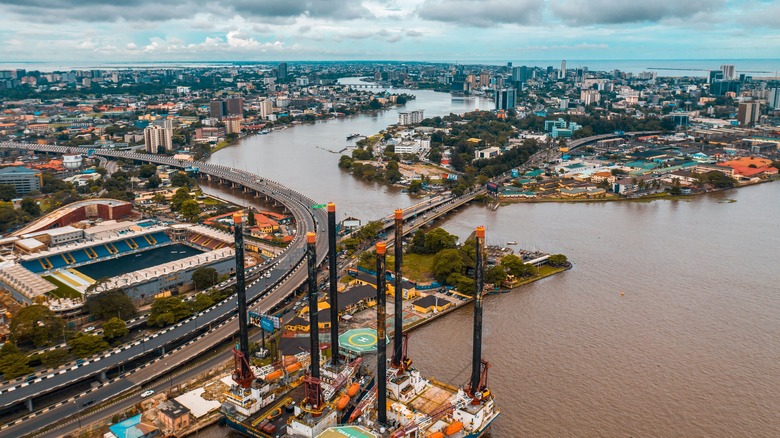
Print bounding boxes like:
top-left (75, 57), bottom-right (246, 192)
top-left (63, 154), bottom-right (83, 170)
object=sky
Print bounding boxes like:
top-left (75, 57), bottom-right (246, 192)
top-left (0, 0), bottom-right (779, 63)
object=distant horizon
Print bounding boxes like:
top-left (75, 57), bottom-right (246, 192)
top-left (2, 58), bottom-right (778, 78)
top-left (2, 1), bottom-right (779, 66)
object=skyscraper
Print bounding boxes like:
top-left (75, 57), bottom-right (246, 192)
top-left (737, 102), bottom-right (761, 126)
top-left (495, 88), bottom-right (516, 110)
top-left (225, 97), bottom-right (244, 116)
top-left (144, 121), bottom-right (173, 153)
top-left (277, 62), bottom-right (287, 81)
top-left (209, 100), bottom-right (226, 118)
top-left (720, 64), bottom-right (736, 80)
top-left (768, 87), bottom-right (780, 109)
top-left (558, 60), bottom-right (566, 80)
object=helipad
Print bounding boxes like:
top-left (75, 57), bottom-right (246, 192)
top-left (339, 328), bottom-right (389, 355)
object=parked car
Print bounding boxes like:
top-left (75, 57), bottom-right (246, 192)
top-left (84, 326), bottom-right (95, 333)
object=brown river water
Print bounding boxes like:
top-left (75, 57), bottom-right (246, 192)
top-left (199, 79), bottom-right (779, 436)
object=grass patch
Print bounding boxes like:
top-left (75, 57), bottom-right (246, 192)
top-left (402, 253), bottom-right (436, 283)
top-left (43, 275), bottom-right (82, 299)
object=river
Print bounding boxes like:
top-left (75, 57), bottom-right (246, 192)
top-left (201, 80), bottom-right (780, 437)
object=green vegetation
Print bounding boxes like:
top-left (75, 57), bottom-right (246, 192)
top-left (39, 348), bottom-right (69, 368)
top-left (10, 305), bottom-right (65, 348)
top-left (693, 171), bottom-right (737, 189)
top-left (86, 289), bottom-right (137, 321)
top-left (102, 317), bottom-right (128, 341)
top-left (148, 296), bottom-right (192, 327)
top-left (192, 267), bottom-right (219, 290)
top-left (68, 333), bottom-right (110, 358)
top-left (43, 275), bottom-right (82, 299)
top-left (0, 343), bottom-right (32, 380)
top-left (401, 253), bottom-right (436, 283)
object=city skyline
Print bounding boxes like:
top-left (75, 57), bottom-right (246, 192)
top-left (1, 0), bottom-right (779, 63)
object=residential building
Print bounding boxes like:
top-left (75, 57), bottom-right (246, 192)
top-left (224, 116), bottom-right (242, 135)
top-left (209, 100), bottom-right (226, 118)
top-left (397, 110), bottom-right (424, 126)
top-left (495, 88), bottom-right (516, 110)
top-left (257, 99), bottom-right (274, 119)
top-left (768, 87), bottom-right (780, 109)
top-left (720, 64), bottom-right (736, 80)
top-left (581, 89), bottom-right (601, 106)
top-left (144, 121), bottom-right (173, 153)
top-left (225, 97), bottom-right (244, 116)
top-left (737, 102), bottom-right (760, 126)
top-left (158, 400), bottom-right (191, 434)
top-left (0, 167), bottom-right (42, 195)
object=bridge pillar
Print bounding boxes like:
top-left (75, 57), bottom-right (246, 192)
top-left (26, 398), bottom-right (33, 412)
top-left (100, 371), bottom-right (108, 382)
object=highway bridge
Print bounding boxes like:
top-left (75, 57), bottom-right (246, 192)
top-left (0, 143), bottom-right (328, 427)
top-left (0, 141), bottom-right (485, 437)
top-left (566, 131), bottom-right (662, 151)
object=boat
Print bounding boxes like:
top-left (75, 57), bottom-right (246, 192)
top-left (346, 133), bottom-right (362, 140)
top-left (259, 130), bottom-right (270, 135)
top-left (507, 241), bottom-right (518, 245)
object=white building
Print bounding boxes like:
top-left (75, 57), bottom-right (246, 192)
top-left (475, 146), bottom-right (501, 160)
top-left (144, 120), bottom-right (173, 153)
top-left (398, 110), bottom-right (424, 126)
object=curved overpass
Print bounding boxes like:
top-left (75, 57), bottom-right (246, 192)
top-left (0, 142), bottom-right (328, 423)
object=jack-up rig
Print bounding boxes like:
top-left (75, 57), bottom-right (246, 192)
top-left (220, 207), bottom-right (499, 437)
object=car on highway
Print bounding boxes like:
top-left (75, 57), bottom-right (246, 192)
top-left (82, 398), bottom-right (95, 407)
top-left (141, 390), bottom-right (155, 398)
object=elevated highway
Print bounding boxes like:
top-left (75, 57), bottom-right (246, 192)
top-left (0, 142), bottom-right (328, 425)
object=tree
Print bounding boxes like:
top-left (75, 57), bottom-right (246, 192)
top-left (68, 333), bottom-right (110, 358)
top-left (180, 199), bottom-right (201, 221)
top-left (191, 293), bottom-right (215, 312)
top-left (138, 164), bottom-right (158, 178)
top-left (10, 305), bottom-right (65, 348)
top-left (170, 172), bottom-right (193, 188)
top-left (102, 317), bottom-right (128, 341)
top-left (369, 98), bottom-right (382, 110)
top-left (501, 254), bottom-right (532, 278)
top-left (171, 187), bottom-right (192, 211)
top-left (547, 254), bottom-right (568, 267)
top-left (148, 296), bottom-right (194, 328)
top-left (424, 228), bottom-right (458, 254)
top-left (192, 267), bottom-right (219, 290)
top-left (485, 265), bottom-right (508, 285)
top-left (247, 208), bottom-right (256, 226)
top-left (86, 289), bottom-right (137, 321)
top-left (20, 197), bottom-right (40, 217)
top-left (410, 229), bottom-right (426, 254)
top-left (40, 348), bottom-right (70, 368)
top-left (0, 184), bottom-right (17, 201)
top-left (447, 272), bottom-right (475, 295)
top-left (0, 343), bottom-right (32, 380)
top-left (146, 175), bottom-right (162, 189)
top-left (0, 205), bottom-right (29, 233)
top-left (432, 248), bottom-right (465, 283)
top-left (408, 180), bottom-right (423, 194)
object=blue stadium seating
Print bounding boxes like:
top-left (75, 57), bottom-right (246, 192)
top-left (134, 237), bottom-right (151, 249)
top-left (71, 250), bottom-right (90, 264)
top-left (21, 260), bottom-right (42, 273)
top-left (152, 232), bottom-right (171, 244)
top-left (113, 240), bottom-right (131, 253)
top-left (48, 256), bottom-right (67, 270)
top-left (93, 245), bottom-right (110, 258)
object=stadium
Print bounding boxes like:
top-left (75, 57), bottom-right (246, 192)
top-left (0, 199), bottom-right (252, 313)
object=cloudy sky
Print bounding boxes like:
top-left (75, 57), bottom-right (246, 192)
top-left (0, 0), bottom-right (778, 63)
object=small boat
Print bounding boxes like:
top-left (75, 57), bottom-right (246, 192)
top-left (507, 241), bottom-right (518, 245)
top-left (346, 133), bottom-right (362, 140)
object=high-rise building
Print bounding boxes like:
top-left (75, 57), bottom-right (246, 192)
top-left (258, 99), bottom-right (274, 119)
top-left (708, 70), bottom-right (724, 84)
top-left (720, 64), bottom-right (736, 80)
top-left (225, 98), bottom-right (244, 116)
top-left (209, 100), bottom-right (226, 118)
top-left (495, 88), bottom-right (516, 110)
top-left (276, 62), bottom-right (287, 81)
top-left (0, 167), bottom-right (42, 195)
top-left (144, 121), bottom-right (173, 153)
top-left (737, 102), bottom-right (761, 126)
top-left (710, 80), bottom-right (741, 96)
top-left (768, 87), bottom-right (780, 109)
top-left (581, 89), bottom-right (601, 106)
top-left (224, 116), bottom-right (242, 134)
top-left (558, 60), bottom-right (566, 80)
top-left (398, 110), bottom-right (425, 126)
